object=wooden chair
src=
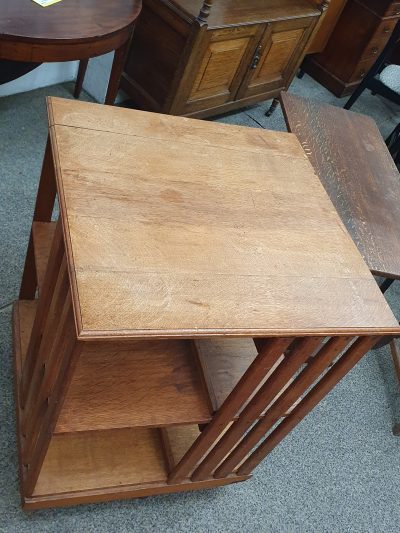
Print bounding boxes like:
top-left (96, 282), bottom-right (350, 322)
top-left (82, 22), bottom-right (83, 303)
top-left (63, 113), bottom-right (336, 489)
top-left (344, 20), bottom-right (400, 110)
top-left (281, 91), bottom-right (400, 434)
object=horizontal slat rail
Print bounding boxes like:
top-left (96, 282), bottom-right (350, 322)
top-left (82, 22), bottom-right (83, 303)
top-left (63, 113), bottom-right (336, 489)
top-left (191, 336), bottom-right (324, 481)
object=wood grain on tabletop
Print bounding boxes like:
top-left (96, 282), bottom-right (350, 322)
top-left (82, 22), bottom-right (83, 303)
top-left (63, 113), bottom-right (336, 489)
top-left (47, 97), bottom-right (399, 338)
top-left (281, 91), bottom-right (400, 280)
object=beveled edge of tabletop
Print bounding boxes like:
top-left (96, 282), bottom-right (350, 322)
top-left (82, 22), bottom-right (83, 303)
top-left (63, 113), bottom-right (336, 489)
top-left (72, 326), bottom-right (400, 343)
top-left (45, 96), bottom-right (400, 342)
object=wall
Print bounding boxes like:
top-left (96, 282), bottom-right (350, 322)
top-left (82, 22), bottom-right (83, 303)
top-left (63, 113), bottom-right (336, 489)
top-left (0, 61), bottom-right (78, 98)
top-left (0, 54), bottom-right (123, 104)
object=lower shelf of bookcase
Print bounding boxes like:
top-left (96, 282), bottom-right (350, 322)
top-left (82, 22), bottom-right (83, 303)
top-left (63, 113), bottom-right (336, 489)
top-left (20, 427), bottom-right (249, 509)
top-left (12, 301), bottom-right (250, 509)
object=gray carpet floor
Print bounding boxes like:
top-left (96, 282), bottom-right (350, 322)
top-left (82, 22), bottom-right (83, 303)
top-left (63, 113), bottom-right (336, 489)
top-left (1, 76), bottom-right (400, 532)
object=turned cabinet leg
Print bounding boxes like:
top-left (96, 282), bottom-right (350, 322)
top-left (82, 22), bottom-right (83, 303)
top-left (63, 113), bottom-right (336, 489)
top-left (74, 59), bottom-right (89, 99)
top-left (104, 38), bottom-right (132, 106)
top-left (265, 98), bottom-right (280, 117)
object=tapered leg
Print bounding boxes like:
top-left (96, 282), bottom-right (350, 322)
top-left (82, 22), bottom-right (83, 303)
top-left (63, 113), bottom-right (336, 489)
top-left (265, 98), bottom-right (280, 117)
top-left (104, 39), bottom-right (131, 105)
top-left (74, 59), bottom-right (89, 99)
top-left (380, 278), bottom-right (395, 293)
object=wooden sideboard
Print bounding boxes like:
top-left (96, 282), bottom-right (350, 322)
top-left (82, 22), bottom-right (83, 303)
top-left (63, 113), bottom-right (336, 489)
top-left (303, 0), bottom-right (400, 96)
top-left (120, 0), bottom-right (328, 118)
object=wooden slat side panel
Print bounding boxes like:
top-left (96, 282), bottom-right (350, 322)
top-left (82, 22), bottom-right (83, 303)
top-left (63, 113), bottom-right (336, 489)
top-left (23, 265), bottom-right (70, 460)
top-left (167, 337), bottom-right (293, 484)
top-left (236, 335), bottom-right (380, 475)
top-left (24, 294), bottom-right (81, 496)
top-left (213, 335), bottom-right (354, 478)
top-left (191, 336), bottom-right (324, 481)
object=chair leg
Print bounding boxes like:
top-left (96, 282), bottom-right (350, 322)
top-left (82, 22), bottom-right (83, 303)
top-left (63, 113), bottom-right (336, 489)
top-left (386, 123), bottom-right (400, 166)
top-left (344, 81), bottom-right (368, 110)
top-left (380, 278), bottom-right (395, 293)
top-left (74, 59), bottom-right (89, 99)
top-left (265, 98), bottom-right (280, 117)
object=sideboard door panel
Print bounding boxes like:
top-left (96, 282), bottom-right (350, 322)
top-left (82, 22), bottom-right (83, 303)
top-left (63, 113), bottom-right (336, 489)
top-left (238, 17), bottom-right (315, 99)
top-left (181, 25), bottom-right (265, 114)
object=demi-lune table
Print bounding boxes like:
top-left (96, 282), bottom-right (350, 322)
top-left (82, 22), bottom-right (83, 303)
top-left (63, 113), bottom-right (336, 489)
top-left (0, 0), bottom-right (141, 104)
top-left (13, 97), bottom-right (400, 509)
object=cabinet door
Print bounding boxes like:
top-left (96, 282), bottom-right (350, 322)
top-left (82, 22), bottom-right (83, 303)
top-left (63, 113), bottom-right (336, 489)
top-left (237, 17), bottom-right (316, 100)
top-left (180, 24), bottom-right (265, 115)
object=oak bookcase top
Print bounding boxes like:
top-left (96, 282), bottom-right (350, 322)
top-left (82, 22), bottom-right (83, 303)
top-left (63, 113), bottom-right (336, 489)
top-left (47, 97), bottom-right (399, 339)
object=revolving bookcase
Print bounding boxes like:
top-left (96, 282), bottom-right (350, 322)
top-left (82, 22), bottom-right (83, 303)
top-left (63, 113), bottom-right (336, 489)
top-left (12, 97), bottom-right (400, 509)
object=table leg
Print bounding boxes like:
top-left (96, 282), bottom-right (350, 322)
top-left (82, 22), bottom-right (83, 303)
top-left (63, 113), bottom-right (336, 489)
top-left (104, 39), bottom-right (131, 105)
top-left (74, 59), bottom-right (89, 99)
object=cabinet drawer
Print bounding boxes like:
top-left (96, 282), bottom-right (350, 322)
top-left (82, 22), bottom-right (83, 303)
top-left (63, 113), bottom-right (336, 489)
top-left (360, 19), bottom-right (398, 60)
top-left (349, 57), bottom-right (376, 82)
